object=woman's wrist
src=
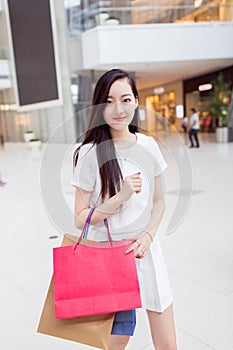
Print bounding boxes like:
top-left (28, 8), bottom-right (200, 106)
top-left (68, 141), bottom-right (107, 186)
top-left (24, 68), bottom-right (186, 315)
top-left (142, 231), bottom-right (153, 242)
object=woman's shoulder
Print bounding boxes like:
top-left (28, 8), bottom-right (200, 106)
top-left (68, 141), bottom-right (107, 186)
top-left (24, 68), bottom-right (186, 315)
top-left (77, 143), bottom-right (96, 159)
top-left (136, 132), bottom-right (158, 146)
top-left (136, 132), bottom-right (164, 157)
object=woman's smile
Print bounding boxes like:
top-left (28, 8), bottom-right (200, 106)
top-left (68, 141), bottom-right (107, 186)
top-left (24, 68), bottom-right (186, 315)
top-left (113, 116), bottom-right (126, 122)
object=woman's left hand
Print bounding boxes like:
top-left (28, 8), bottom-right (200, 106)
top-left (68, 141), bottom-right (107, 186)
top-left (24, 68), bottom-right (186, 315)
top-left (125, 232), bottom-right (153, 259)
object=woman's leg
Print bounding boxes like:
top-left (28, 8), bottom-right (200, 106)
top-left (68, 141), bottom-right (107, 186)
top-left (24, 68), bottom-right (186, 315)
top-left (147, 304), bottom-right (177, 350)
top-left (108, 335), bottom-right (130, 350)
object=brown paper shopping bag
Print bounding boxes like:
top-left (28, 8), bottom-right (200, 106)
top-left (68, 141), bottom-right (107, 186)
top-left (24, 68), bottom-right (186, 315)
top-left (37, 234), bottom-right (114, 350)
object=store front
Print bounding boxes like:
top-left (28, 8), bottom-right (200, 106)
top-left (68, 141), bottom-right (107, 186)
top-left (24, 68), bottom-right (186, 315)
top-left (146, 91), bottom-right (176, 130)
top-left (139, 81), bottom-right (183, 133)
top-left (183, 66), bottom-right (233, 132)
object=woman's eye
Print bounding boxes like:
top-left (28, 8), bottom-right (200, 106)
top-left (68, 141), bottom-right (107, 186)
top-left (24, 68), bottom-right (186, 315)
top-left (123, 98), bottom-right (131, 103)
top-left (106, 100), bottom-right (112, 104)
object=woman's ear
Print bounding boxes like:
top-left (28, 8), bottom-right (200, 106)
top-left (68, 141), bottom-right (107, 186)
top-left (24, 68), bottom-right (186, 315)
top-left (135, 98), bottom-right (139, 109)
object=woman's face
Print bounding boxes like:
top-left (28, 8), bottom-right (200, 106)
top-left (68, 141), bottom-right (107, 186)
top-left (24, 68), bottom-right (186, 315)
top-left (103, 78), bottom-right (138, 132)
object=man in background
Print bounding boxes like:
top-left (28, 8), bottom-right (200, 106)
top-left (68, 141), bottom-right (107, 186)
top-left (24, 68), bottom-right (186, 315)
top-left (189, 108), bottom-right (200, 148)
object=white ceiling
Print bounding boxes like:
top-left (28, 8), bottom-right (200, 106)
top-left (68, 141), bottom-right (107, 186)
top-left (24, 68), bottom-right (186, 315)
top-left (96, 58), bottom-right (233, 90)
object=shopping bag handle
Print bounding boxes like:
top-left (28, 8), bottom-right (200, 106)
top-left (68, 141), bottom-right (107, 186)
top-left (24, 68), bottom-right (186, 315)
top-left (74, 208), bottom-right (113, 250)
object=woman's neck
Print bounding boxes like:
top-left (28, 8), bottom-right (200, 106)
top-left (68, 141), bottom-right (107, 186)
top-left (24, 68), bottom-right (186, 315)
top-left (110, 129), bottom-right (135, 141)
top-left (111, 129), bottom-right (137, 149)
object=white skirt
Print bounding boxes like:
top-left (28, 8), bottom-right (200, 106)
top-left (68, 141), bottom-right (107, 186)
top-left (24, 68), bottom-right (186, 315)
top-left (135, 235), bottom-right (173, 312)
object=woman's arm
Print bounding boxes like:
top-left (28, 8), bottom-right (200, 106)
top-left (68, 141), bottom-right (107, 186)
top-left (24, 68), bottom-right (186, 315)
top-left (74, 172), bottom-right (142, 229)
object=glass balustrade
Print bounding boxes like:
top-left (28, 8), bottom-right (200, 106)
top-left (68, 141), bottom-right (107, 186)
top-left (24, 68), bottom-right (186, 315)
top-left (65, 1), bottom-right (233, 37)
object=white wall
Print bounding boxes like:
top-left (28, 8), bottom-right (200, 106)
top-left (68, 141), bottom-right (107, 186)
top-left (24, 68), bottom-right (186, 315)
top-left (69, 22), bottom-right (233, 70)
top-left (0, 59), bottom-right (11, 88)
top-left (68, 35), bottom-right (83, 72)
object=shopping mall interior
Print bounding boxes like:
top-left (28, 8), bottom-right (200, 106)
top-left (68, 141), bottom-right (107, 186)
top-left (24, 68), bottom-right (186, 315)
top-left (0, 1), bottom-right (233, 350)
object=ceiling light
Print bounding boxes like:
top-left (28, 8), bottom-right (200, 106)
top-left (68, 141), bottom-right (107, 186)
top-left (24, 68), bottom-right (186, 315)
top-left (194, 0), bottom-right (203, 7)
top-left (153, 87), bottom-right (164, 95)
top-left (198, 83), bottom-right (212, 91)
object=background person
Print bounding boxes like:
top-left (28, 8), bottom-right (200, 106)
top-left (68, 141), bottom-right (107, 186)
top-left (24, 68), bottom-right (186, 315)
top-left (181, 116), bottom-right (188, 133)
top-left (189, 108), bottom-right (200, 148)
top-left (72, 69), bottom-right (177, 350)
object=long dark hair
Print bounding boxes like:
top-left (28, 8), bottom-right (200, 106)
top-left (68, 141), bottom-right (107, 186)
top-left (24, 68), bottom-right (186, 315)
top-left (73, 69), bottom-right (140, 200)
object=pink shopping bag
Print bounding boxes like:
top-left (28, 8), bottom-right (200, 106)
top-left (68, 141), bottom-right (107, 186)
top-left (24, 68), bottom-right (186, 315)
top-left (53, 208), bottom-right (142, 319)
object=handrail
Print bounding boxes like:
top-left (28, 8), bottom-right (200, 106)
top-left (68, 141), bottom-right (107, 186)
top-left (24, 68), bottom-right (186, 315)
top-left (66, 3), bottom-right (233, 35)
top-left (87, 5), bottom-right (233, 11)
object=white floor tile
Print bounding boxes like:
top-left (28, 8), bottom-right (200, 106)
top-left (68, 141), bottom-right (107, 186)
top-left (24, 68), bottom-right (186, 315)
top-left (171, 274), bottom-right (233, 350)
top-left (171, 252), bottom-right (233, 295)
top-left (0, 273), bottom-right (25, 301)
top-left (176, 328), bottom-right (215, 350)
top-left (5, 261), bottom-right (53, 296)
top-left (227, 291), bottom-right (233, 298)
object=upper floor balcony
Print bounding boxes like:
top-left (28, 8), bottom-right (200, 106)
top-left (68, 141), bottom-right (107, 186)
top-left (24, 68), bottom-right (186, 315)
top-left (65, 1), bottom-right (233, 88)
top-left (65, 0), bottom-right (233, 36)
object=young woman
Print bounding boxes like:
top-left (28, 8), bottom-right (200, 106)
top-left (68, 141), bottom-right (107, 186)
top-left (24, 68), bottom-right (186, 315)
top-left (71, 69), bottom-right (177, 350)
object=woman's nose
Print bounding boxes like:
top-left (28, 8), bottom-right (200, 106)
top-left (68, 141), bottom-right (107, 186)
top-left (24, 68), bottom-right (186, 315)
top-left (114, 102), bottom-right (124, 115)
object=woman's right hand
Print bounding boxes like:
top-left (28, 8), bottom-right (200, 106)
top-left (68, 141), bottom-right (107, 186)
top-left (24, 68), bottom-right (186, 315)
top-left (119, 172), bottom-right (142, 202)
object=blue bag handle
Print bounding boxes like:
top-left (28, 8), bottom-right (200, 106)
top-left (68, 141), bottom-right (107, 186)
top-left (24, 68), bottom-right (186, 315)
top-left (74, 208), bottom-right (112, 250)
top-left (83, 208), bottom-right (95, 238)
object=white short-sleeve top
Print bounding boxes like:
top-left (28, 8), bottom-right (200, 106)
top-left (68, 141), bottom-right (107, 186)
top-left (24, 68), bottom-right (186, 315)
top-left (71, 132), bottom-right (167, 240)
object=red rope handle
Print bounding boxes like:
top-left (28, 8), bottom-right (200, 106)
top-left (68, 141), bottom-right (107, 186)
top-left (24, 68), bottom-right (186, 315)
top-left (104, 218), bottom-right (113, 247)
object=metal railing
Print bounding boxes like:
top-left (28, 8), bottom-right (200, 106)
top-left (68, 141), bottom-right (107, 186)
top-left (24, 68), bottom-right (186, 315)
top-left (66, 4), bottom-right (233, 36)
